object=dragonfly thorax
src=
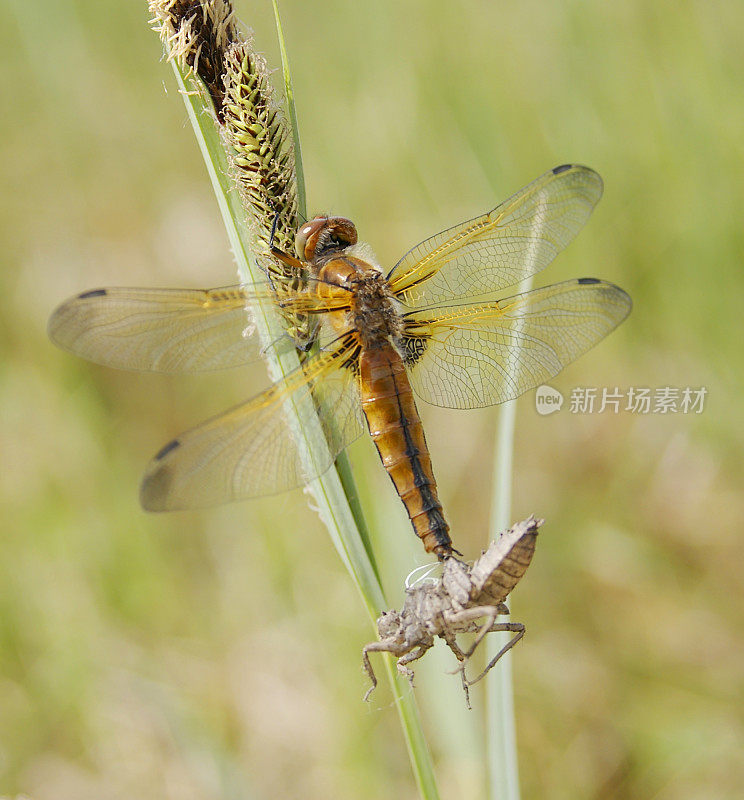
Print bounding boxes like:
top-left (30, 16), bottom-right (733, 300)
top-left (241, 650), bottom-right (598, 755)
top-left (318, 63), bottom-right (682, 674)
top-left (313, 246), bottom-right (405, 350)
top-left (348, 270), bottom-right (405, 350)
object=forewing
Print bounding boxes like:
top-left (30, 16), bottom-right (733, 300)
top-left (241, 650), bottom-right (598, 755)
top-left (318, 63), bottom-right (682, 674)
top-left (48, 284), bottom-right (334, 372)
top-left (404, 279), bottom-right (631, 409)
top-left (140, 345), bottom-right (364, 510)
top-left (387, 165), bottom-right (603, 307)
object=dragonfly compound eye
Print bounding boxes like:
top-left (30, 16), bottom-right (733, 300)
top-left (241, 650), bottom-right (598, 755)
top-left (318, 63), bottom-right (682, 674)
top-left (294, 216), bottom-right (327, 261)
top-left (325, 217), bottom-right (358, 248)
top-left (295, 216), bottom-right (358, 261)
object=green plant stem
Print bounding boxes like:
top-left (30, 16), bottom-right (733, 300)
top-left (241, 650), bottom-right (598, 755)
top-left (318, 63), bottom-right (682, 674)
top-left (487, 397), bottom-right (521, 800)
top-left (270, 0), bottom-right (380, 584)
top-left (171, 55), bottom-right (440, 800)
top-left (486, 266), bottom-right (534, 800)
top-left (271, 0), bottom-right (306, 220)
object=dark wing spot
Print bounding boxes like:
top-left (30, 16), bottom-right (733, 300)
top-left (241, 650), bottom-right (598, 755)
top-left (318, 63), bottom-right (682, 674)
top-left (336, 341), bottom-right (362, 375)
top-left (341, 357), bottom-right (361, 377)
top-left (78, 288), bottom-right (108, 299)
top-left (403, 335), bottom-right (429, 366)
top-left (140, 463), bottom-right (173, 512)
top-left (552, 163), bottom-right (574, 175)
top-left (154, 438), bottom-right (180, 460)
top-left (577, 277), bottom-right (601, 285)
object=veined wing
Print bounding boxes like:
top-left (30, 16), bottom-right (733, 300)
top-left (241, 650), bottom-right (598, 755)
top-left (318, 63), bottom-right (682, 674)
top-left (387, 165), bottom-right (603, 308)
top-left (48, 283), bottom-right (344, 373)
top-left (403, 278), bottom-right (631, 409)
top-left (140, 340), bottom-right (364, 510)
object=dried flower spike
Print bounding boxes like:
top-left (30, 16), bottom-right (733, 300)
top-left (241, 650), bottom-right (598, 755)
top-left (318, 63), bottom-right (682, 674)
top-left (149, 0), bottom-right (237, 121)
top-left (149, 0), bottom-right (312, 345)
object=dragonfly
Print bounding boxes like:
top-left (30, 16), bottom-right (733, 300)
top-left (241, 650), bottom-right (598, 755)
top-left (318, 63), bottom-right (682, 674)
top-left (49, 164), bottom-right (631, 559)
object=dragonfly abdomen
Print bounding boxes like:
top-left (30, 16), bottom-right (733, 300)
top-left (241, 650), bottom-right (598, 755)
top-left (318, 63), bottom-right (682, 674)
top-left (359, 345), bottom-right (453, 559)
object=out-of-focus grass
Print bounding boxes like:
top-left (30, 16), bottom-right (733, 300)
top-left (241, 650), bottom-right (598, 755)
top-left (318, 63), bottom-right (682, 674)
top-left (1, 1), bottom-right (743, 798)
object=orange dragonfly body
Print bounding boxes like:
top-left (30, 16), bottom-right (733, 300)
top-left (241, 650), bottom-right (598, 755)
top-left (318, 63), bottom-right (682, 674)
top-left (49, 165), bottom-right (631, 559)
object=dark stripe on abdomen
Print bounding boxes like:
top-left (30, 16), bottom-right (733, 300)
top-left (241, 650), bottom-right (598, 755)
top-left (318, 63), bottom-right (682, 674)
top-left (359, 344), bottom-right (453, 559)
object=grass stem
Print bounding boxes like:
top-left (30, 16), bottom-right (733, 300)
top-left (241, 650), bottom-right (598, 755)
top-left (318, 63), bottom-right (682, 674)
top-left (486, 267), bottom-right (534, 799)
top-left (167, 17), bottom-right (440, 794)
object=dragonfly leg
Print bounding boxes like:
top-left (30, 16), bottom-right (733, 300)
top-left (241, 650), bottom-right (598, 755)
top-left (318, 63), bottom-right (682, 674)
top-left (442, 631), bottom-right (467, 662)
top-left (270, 245), bottom-right (305, 272)
top-left (444, 606), bottom-right (526, 693)
top-left (444, 605), bottom-right (505, 658)
top-left (362, 639), bottom-right (410, 702)
top-left (441, 633), bottom-right (474, 707)
top-left (463, 624), bottom-right (525, 687)
top-left (395, 642), bottom-right (433, 688)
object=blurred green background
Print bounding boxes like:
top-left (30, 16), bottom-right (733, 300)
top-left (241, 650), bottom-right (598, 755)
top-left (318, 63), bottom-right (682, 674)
top-left (1, 0), bottom-right (743, 798)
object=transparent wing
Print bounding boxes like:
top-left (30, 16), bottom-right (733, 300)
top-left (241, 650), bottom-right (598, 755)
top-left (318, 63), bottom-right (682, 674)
top-left (387, 165), bottom-right (603, 307)
top-left (48, 283), bottom-right (344, 373)
top-left (403, 279), bottom-right (631, 409)
top-left (140, 343), bottom-right (364, 510)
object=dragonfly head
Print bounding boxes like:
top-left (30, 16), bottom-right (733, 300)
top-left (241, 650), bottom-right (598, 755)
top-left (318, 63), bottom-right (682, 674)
top-left (295, 216), bottom-right (358, 262)
top-left (376, 609), bottom-right (402, 638)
